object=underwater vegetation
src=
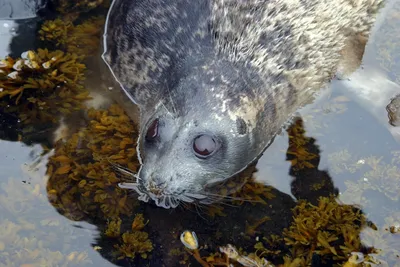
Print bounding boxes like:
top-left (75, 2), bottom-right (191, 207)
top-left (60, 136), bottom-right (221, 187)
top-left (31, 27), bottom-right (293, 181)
top-left (0, 0), bottom-right (109, 145)
top-left (342, 154), bottom-right (400, 202)
top-left (46, 104), bottom-right (139, 221)
top-left (39, 16), bottom-right (106, 59)
top-left (281, 196), bottom-right (372, 264)
top-left (0, 49), bottom-right (89, 126)
top-left (104, 214), bottom-right (153, 260)
top-left (285, 118), bottom-right (318, 171)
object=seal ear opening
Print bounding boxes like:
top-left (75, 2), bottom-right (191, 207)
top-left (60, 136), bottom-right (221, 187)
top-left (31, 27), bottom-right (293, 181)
top-left (236, 117), bottom-right (247, 135)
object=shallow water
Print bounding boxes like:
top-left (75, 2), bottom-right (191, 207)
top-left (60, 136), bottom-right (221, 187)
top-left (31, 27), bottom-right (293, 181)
top-left (1, 1), bottom-right (400, 267)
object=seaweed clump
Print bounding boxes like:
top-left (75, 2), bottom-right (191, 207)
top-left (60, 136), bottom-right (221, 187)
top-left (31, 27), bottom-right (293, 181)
top-left (46, 104), bottom-right (140, 221)
top-left (286, 118), bottom-right (318, 171)
top-left (0, 49), bottom-right (89, 125)
top-left (39, 16), bottom-right (106, 59)
top-left (280, 196), bottom-right (373, 265)
top-left (104, 214), bottom-right (153, 260)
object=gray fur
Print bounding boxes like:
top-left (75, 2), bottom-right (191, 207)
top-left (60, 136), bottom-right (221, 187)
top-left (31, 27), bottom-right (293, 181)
top-left (102, 0), bottom-right (384, 208)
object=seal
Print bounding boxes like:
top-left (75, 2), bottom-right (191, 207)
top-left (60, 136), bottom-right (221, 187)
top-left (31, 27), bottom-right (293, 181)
top-left (101, 0), bottom-right (384, 208)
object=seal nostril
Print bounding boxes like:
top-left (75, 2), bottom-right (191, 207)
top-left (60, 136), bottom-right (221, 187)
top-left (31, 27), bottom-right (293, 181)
top-left (147, 174), bottom-right (167, 196)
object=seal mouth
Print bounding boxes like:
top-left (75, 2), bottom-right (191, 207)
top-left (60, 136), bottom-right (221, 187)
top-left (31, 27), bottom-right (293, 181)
top-left (118, 181), bottom-right (180, 209)
top-left (119, 181), bottom-right (212, 209)
top-left (137, 189), bottom-right (210, 209)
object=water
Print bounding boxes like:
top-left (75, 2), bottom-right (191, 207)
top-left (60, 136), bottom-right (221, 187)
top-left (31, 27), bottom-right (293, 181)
top-left (0, 1), bottom-right (400, 266)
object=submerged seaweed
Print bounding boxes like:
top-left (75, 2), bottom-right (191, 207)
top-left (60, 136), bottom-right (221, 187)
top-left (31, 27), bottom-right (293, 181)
top-left (39, 16), bottom-right (105, 58)
top-left (282, 196), bottom-right (370, 264)
top-left (105, 214), bottom-right (153, 260)
top-left (46, 104), bottom-right (139, 221)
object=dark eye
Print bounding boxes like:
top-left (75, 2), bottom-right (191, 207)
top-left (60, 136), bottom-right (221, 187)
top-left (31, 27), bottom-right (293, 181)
top-left (145, 119), bottom-right (159, 141)
top-left (193, 134), bottom-right (217, 158)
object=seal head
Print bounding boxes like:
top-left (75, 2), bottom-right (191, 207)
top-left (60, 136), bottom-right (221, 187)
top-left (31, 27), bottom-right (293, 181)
top-left (125, 57), bottom-right (276, 208)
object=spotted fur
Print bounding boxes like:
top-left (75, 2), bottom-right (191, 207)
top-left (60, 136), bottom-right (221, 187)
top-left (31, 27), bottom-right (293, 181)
top-left (102, 0), bottom-right (384, 208)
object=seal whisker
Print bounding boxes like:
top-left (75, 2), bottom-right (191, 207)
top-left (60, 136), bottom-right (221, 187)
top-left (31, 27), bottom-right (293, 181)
top-left (118, 182), bottom-right (139, 189)
top-left (183, 192), bottom-right (208, 200)
top-left (201, 192), bottom-right (263, 205)
top-left (179, 194), bottom-right (195, 203)
top-left (107, 159), bottom-right (142, 181)
top-left (192, 202), bottom-right (212, 222)
top-left (164, 79), bottom-right (177, 114)
top-left (159, 100), bottom-right (172, 115)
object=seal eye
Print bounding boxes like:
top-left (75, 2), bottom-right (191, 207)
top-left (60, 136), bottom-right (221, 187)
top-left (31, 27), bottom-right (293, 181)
top-left (193, 134), bottom-right (217, 158)
top-left (145, 119), bottom-right (159, 141)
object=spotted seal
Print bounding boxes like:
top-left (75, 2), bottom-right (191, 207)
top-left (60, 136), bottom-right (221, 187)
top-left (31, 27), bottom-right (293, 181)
top-left (102, 0), bottom-right (384, 208)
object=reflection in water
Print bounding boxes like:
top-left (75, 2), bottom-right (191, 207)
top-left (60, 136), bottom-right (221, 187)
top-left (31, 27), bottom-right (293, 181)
top-left (0, 0), bottom-right (400, 267)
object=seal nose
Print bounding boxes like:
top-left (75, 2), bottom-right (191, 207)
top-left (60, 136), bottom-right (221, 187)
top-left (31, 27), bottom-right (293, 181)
top-left (147, 174), bottom-right (166, 196)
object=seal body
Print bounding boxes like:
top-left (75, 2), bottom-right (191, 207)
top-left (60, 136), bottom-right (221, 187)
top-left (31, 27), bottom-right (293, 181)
top-left (102, 0), bottom-right (384, 208)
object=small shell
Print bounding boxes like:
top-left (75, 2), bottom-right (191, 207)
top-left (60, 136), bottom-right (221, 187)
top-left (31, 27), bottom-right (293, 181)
top-left (180, 230), bottom-right (199, 250)
top-left (42, 61), bottom-right (52, 69)
top-left (220, 244), bottom-right (239, 259)
top-left (21, 51), bottom-right (29, 59)
top-left (7, 71), bottom-right (18, 79)
top-left (0, 60), bottom-right (8, 68)
top-left (27, 50), bottom-right (36, 61)
top-left (389, 224), bottom-right (400, 234)
top-left (12, 59), bottom-right (24, 71)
